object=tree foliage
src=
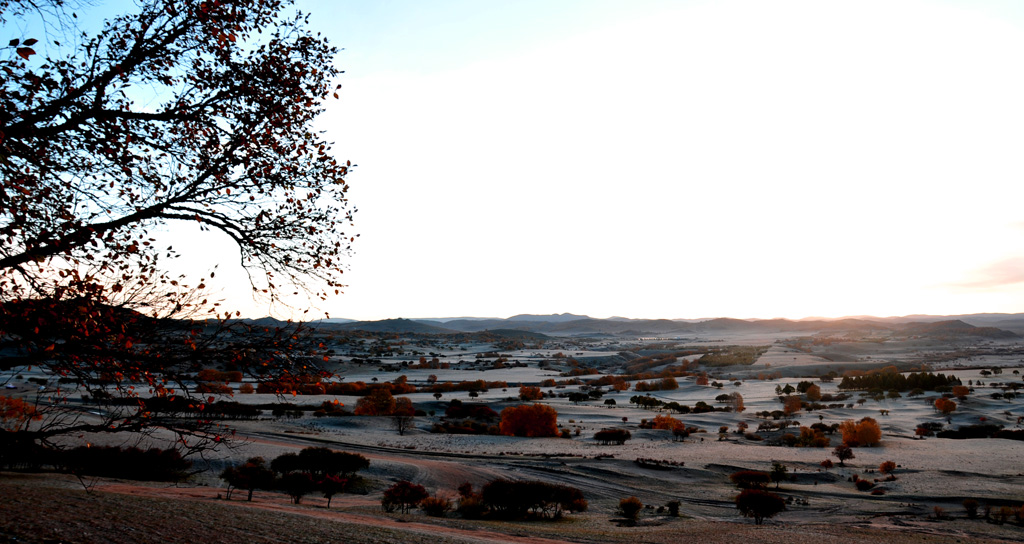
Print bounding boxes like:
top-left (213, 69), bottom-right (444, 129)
top-left (499, 404), bottom-right (559, 437)
top-left (619, 496), bottom-right (643, 521)
top-left (354, 389), bottom-right (397, 416)
top-left (594, 428), bottom-right (632, 445)
top-left (832, 444), bottom-right (855, 466)
top-left (735, 489), bottom-right (785, 525)
top-left (0, 395), bottom-right (41, 431)
top-left (935, 397), bottom-right (957, 415)
top-left (838, 372), bottom-right (960, 392)
top-left (220, 456), bottom-right (275, 501)
top-left (271, 447), bottom-right (368, 478)
top-left (839, 417), bottom-right (882, 447)
top-left (381, 480), bottom-right (429, 514)
top-left (481, 479), bottom-right (587, 520)
top-left (518, 386), bottom-right (543, 401)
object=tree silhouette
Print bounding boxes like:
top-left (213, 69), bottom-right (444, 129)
top-left (0, 0), bottom-right (352, 455)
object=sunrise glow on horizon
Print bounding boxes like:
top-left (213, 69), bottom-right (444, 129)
top-left (154, 0), bottom-right (1024, 322)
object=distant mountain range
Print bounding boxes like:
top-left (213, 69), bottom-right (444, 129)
top-left (302, 313), bottom-right (1024, 338)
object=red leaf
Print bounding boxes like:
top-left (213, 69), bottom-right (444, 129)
top-left (23, 38), bottom-right (38, 46)
top-left (16, 47), bottom-right (35, 60)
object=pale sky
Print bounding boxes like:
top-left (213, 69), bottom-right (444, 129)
top-left (170, 0), bottom-right (1024, 321)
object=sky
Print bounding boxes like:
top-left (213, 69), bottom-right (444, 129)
top-left (85, 1), bottom-right (1024, 320)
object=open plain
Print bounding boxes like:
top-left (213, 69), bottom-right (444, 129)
top-left (4, 316), bottom-right (1024, 543)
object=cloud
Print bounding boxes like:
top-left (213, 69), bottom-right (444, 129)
top-left (950, 257), bottom-right (1024, 289)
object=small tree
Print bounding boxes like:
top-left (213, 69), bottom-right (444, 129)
top-left (833, 444), bottom-right (855, 466)
top-left (820, 459), bottom-right (834, 471)
top-left (805, 384), bottom-right (822, 402)
top-left (619, 496), bottom-right (643, 522)
top-left (392, 397), bottom-right (415, 436)
top-left (736, 489), bottom-right (786, 525)
top-left (382, 480), bottom-right (429, 514)
top-left (320, 474), bottom-right (348, 508)
top-left (935, 397), bottom-right (957, 415)
top-left (783, 395), bottom-right (802, 416)
top-left (769, 462), bottom-right (789, 489)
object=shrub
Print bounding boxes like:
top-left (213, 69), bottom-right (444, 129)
top-left (382, 480), bottom-right (429, 514)
top-left (499, 404), bottom-right (559, 437)
top-left (730, 470), bottom-right (771, 489)
top-left (666, 499), bottom-right (681, 516)
top-left (420, 496), bottom-right (453, 517)
top-left (963, 498), bottom-right (979, 519)
top-left (995, 506), bottom-right (1013, 524)
top-left (457, 495), bottom-right (487, 519)
top-left (879, 461), bottom-right (896, 477)
top-left (735, 489), bottom-right (786, 525)
top-left (619, 496), bottom-right (643, 521)
top-left (855, 479), bottom-right (875, 491)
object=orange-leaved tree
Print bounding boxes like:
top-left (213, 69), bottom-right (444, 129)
top-left (519, 386), bottom-right (543, 401)
top-left (935, 397), bottom-right (957, 415)
top-left (499, 404), bottom-right (559, 437)
top-left (839, 417), bottom-right (882, 447)
top-left (355, 389), bottom-right (398, 416)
